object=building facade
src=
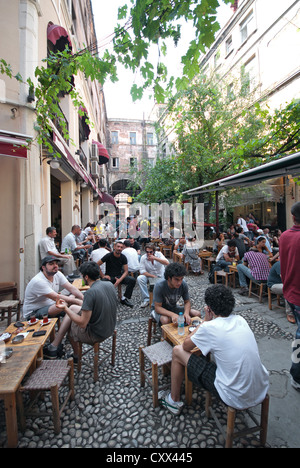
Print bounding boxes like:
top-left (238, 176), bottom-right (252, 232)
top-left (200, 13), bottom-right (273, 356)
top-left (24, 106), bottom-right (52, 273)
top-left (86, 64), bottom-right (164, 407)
top-left (107, 118), bottom-right (158, 217)
top-left (0, 0), bottom-right (109, 298)
top-left (199, 0), bottom-right (300, 228)
top-left (169, 0), bottom-right (300, 229)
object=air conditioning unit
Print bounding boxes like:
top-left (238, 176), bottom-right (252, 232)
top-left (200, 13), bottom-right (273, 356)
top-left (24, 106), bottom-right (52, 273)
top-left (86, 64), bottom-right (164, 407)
top-left (91, 143), bottom-right (98, 161)
top-left (91, 160), bottom-right (99, 178)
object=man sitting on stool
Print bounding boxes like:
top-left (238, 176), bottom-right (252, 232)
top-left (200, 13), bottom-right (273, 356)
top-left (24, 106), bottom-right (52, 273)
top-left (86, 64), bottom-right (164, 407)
top-left (97, 241), bottom-right (136, 308)
top-left (158, 284), bottom-right (269, 415)
top-left (151, 262), bottom-right (201, 326)
top-left (23, 256), bottom-right (83, 321)
top-left (43, 261), bottom-right (117, 361)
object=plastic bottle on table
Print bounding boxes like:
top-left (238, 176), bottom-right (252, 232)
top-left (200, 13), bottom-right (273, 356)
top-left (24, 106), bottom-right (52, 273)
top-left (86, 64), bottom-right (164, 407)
top-left (178, 312), bottom-right (184, 336)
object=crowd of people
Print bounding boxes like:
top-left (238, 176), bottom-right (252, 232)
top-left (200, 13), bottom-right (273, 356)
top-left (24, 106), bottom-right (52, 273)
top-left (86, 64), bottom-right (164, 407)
top-left (20, 202), bottom-right (300, 417)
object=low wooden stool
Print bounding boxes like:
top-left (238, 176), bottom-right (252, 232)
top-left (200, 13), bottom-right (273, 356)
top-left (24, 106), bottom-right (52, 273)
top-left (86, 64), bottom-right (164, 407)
top-left (267, 287), bottom-right (285, 310)
top-left (205, 391), bottom-right (269, 448)
top-left (202, 256), bottom-right (216, 272)
top-left (18, 358), bottom-right (74, 435)
top-left (77, 330), bottom-right (117, 382)
top-left (248, 280), bottom-right (268, 303)
top-left (147, 316), bottom-right (157, 346)
top-left (0, 300), bottom-right (21, 326)
top-left (139, 340), bottom-right (173, 407)
top-left (214, 270), bottom-right (235, 287)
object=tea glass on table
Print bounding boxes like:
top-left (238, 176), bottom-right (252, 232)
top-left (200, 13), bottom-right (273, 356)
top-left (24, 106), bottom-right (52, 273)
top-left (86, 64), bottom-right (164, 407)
top-left (42, 314), bottom-right (49, 324)
top-left (30, 314), bottom-right (37, 324)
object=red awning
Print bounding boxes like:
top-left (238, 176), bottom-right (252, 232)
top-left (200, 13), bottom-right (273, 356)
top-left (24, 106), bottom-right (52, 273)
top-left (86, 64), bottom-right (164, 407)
top-left (47, 23), bottom-right (72, 51)
top-left (0, 133), bottom-right (31, 159)
top-left (100, 192), bottom-right (116, 206)
top-left (92, 140), bottom-right (109, 165)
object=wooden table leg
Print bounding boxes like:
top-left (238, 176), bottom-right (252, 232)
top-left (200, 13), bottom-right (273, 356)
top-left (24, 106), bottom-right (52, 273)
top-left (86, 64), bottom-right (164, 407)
top-left (3, 393), bottom-right (18, 448)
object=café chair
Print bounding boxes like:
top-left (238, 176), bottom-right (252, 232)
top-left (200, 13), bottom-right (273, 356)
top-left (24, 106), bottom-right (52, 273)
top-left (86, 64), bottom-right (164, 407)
top-left (147, 317), bottom-right (157, 346)
top-left (18, 358), bottom-right (75, 435)
top-left (139, 340), bottom-right (173, 408)
top-left (267, 287), bottom-right (285, 310)
top-left (0, 282), bottom-right (18, 300)
top-left (214, 270), bottom-right (235, 288)
top-left (0, 299), bottom-right (21, 326)
top-left (205, 391), bottom-right (270, 448)
top-left (248, 280), bottom-right (268, 303)
top-left (77, 330), bottom-right (117, 382)
top-left (202, 256), bottom-right (216, 272)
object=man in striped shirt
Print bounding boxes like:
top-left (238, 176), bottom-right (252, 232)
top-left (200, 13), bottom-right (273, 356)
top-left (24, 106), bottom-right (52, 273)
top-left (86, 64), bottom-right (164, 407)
top-left (237, 247), bottom-right (270, 296)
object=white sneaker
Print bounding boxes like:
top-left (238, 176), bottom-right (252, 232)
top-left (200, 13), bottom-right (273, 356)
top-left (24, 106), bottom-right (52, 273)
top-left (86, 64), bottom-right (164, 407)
top-left (158, 390), bottom-right (184, 415)
top-left (141, 300), bottom-right (149, 308)
top-left (291, 377), bottom-right (300, 390)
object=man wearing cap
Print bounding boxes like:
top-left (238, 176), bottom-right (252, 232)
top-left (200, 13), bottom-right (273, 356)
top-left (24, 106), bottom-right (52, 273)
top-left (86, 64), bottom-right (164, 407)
top-left (22, 256), bottom-right (83, 320)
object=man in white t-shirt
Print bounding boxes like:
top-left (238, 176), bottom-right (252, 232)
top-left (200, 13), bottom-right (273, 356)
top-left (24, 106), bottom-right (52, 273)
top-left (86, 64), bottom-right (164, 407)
top-left (158, 284), bottom-right (269, 415)
top-left (39, 227), bottom-right (75, 275)
top-left (137, 243), bottom-right (169, 307)
top-left (23, 256), bottom-right (83, 319)
top-left (61, 225), bottom-right (90, 261)
top-left (216, 239), bottom-right (239, 271)
top-left (237, 214), bottom-right (251, 237)
top-left (90, 238), bottom-right (109, 275)
top-left (122, 240), bottom-right (140, 277)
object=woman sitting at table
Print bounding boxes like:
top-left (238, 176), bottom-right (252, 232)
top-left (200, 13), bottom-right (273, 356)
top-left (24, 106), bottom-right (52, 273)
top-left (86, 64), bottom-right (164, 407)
top-left (182, 236), bottom-right (203, 275)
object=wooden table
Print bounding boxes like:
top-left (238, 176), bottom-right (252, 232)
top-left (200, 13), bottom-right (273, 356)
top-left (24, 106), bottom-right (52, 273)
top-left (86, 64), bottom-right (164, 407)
top-left (161, 318), bottom-right (202, 405)
top-left (198, 250), bottom-right (213, 259)
top-left (4, 318), bottom-right (57, 359)
top-left (0, 344), bottom-right (41, 447)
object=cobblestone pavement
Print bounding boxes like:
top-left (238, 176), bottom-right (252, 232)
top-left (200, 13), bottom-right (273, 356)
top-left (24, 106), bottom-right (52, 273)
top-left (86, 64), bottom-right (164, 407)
top-left (0, 269), bottom-right (298, 449)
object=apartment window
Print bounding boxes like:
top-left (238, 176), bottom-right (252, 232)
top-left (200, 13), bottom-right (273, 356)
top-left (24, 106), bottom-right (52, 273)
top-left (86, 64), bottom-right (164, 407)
top-left (130, 158), bottom-right (137, 168)
top-left (148, 158), bottom-right (155, 168)
top-left (112, 157), bottom-right (119, 169)
top-left (241, 56), bottom-right (256, 95)
top-left (147, 132), bottom-right (154, 145)
top-left (130, 132), bottom-right (136, 145)
top-left (111, 131), bottom-right (118, 144)
top-left (240, 11), bottom-right (254, 43)
top-left (225, 36), bottom-right (233, 56)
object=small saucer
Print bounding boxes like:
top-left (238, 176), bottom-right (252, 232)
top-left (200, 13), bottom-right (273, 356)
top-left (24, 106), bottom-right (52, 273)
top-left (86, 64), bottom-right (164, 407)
top-left (28, 318), bottom-right (39, 325)
top-left (40, 319), bottom-right (51, 326)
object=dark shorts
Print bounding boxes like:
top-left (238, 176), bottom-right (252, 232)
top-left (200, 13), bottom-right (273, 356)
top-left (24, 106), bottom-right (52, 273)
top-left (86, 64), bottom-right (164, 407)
top-left (187, 354), bottom-right (220, 399)
top-left (69, 322), bottom-right (105, 346)
top-left (151, 305), bottom-right (184, 324)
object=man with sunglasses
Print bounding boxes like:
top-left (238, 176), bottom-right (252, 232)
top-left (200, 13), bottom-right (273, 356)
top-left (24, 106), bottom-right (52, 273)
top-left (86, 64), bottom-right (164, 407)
top-left (137, 243), bottom-right (169, 308)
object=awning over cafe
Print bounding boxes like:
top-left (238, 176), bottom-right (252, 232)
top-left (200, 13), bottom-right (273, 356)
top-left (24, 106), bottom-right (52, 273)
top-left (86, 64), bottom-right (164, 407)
top-left (0, 130), bottom-right (32, 159)
top-left (47, 23), bottom-right (72, 51)
top-left (183, 152), bottom-right (300, 196)
top-left (100, 191), bottom-right (116, 206)
top-left (92, 140), bottom-right (109, 165)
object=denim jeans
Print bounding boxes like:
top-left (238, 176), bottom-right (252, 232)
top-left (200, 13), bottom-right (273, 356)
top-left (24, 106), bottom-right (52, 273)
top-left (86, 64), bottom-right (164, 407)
top-left (237, 263), bottom-right (255, 287)
top-left (137, 274), bottom-right (150, 302)
top-left (216, 260), bottom-right (232, 272)
top-left (289, 302), bottom-right (300, 383)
